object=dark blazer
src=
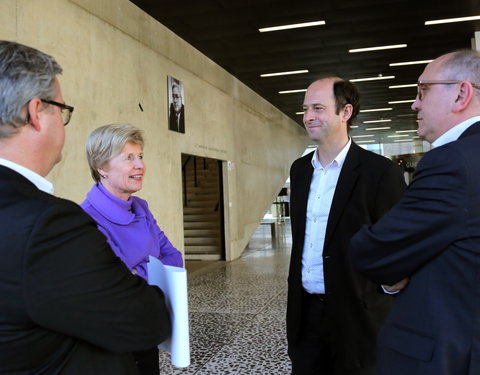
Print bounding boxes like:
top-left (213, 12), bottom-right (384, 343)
top-left (169, 104), bottom-right (185, 133)
top-left (350, 122), bottom-right (480, 375)
top-left (0, 166), bottom-right (171, 375)
top-left (287, 141), bottom-right (406, 372)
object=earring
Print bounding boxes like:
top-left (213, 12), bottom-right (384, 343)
top-left (100, 174), bottom-right (107, 179)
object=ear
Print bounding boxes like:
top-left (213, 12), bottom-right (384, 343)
top-left (96, 166), bottom-right (107, 177)
top-left (26, 98), bottom-right (45, 131)
top-left (452, 81), bottom-right (474, 113)
top-left (342, 104), bottom-right (353, 122)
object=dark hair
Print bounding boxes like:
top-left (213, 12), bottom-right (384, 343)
top-left (333, 79), bottom-right (360, 127)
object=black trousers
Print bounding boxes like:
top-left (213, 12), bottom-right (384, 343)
top-left (133, 347), bottom-right (160, 375)
top-left (288, 291), bottom-right (375, 375)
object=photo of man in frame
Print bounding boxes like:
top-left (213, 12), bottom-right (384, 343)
top-left (168, 76), bottom-right (185, 133)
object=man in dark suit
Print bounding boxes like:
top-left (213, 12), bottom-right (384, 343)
top-left (168, 82), bottom-right (185, 133)
top-left (287, 77), bottom-right (406, 375)
top-left (0, 41), bottom-right (171, 374)
top-left (350, 50), bottom-right (480, 375)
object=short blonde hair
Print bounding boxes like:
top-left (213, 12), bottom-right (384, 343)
top-left (86, 123), bottom-right (144, 182)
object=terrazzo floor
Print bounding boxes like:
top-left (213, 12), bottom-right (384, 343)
top-left (158, 220), bottom-right (292, 374)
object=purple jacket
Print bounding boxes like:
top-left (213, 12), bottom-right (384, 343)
top-left (81, 183), bottom-right (183, 280)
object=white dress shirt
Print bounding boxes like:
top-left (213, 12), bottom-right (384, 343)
top-left (0, 158), bottom-right (54, 194)
top-left (302, 139), bottom-right (352, 294)
top-left (432, 116), bottom-right (480, 148)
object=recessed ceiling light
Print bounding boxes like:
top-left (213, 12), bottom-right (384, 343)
top-left (296, 111), bottom-right (305, 115)
top-left (279, 89), bottom-right (307, 94)
top-left (388, 134), bottom-right (410, 138)
top-left (360, 107), bottom-right (393, 112)
top-left (389, 84), bottom-right (417, 89)
top-left (388, 99), bottom-right (415, 104)
top-left (259, 20), bottom-right (325, 33)
top-left (394, 139), bottom-right (413, 142)
top-left (363, 119), bottom-right (392, 124)
top-left (425, 15), bottom-right (480, 25)
top-left (352, 135), bottom-right (375, 138)
top-left (389, 60), bottom-right (433, 66)
top-left (350, 75), bottom-right (395, 82)
top-left (366, 126), bottom-right (392, 131)
top-left (396, 129), bottom-right (417, 133)
top-left (261, 70), bottom-right (309, 77)
top-left (356, 140), bottom-right (377, 143)
top-left (349, 44), bottom-right (407, 53)
top-left (350, 125), bottom-right (359, 128)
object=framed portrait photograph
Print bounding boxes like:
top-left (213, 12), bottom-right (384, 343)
top-left (167, 76), bottom-right (185, 133)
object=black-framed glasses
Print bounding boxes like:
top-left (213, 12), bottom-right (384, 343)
top-left (41, 99), bottom-right (74, 126)
top-left (416, 80), bottom-right (480, 101)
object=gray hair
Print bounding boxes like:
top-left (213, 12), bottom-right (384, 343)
top-left (441, 49), bottom-right (480, 99)
top-left (0, 40), bottom-right (62, 138)
top-left (86, 123), bottom-right (144, 182)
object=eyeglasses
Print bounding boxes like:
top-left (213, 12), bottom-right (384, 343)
top-left (416, 80), bottom-right (480, 101)
top-left (41, 99), bottom-right (74, 126)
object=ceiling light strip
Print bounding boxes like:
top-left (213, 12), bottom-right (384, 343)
top-left (259, 20), bottom-right (325, 33)
top-left (425, 15), bottom-right (480, 25)
top-left (349, 44), bottom-right (407, 53)
top-left (360, 108), bottom-right (393, 112)
top-left (363, 119), bottom-right (392, 124)
top-left (388, 99), bottom-right (415, 104)
top-left (366, 127), bottom-right (391, 131)
top-left (389, 84), bottom-right (417, 89)
top-left (350, 75), bottom-right (395, 82)
top-left (352, 135), bottom-right (375, 138)
top-left (389, 60), bottom-right (433, 66)
top-left (261, 70), bottom-right (309, 77)
top-left (279, 89), bottom-right (307, 94)
top-left (396, 129), bottom-right (417, 133)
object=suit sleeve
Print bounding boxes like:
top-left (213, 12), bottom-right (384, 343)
top-left (350, 147), bottom-right (468, 285)
top-left (24, 201), bottom-right (171, 353)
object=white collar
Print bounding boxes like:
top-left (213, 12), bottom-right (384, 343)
top-left (432, 116), bottom-right (480, 148)
top-left (0, 158), bottom-right (54, 194)
top-left (311, 138), bottom-right (352, 169)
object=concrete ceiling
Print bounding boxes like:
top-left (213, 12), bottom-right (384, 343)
top-left (130, 0), bottom-right (480, 145)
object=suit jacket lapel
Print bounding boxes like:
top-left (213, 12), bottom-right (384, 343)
top-left (295, 155), bottom-right (314, 230)
top-left (323, 142), bottom-right (360, 252)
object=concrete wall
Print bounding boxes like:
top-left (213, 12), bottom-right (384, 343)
top-left (1, 0), bottom-right (309, 260)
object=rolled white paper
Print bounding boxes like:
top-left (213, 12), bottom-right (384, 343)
top-left (147, 256), bottom-right (190, 368)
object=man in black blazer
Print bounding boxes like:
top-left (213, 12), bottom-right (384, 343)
top-left (351, 50), bottom-right (480, 375)
top-left (0, 41), bottom-right (171, 374)
top-left (287, 77), bottom-right (406, 375)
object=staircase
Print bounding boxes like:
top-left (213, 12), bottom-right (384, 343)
top-left (182, 156), bottom-right (223, 260)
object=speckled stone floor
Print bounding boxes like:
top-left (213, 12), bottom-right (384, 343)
top-left (159, 220), bottom-right (292, 374)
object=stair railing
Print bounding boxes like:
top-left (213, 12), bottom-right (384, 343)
top-left (182, 155), bottom-right (209, 207)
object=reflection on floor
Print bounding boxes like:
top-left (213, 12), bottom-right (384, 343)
top-left (159, 220), bottom-right (292, 374)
